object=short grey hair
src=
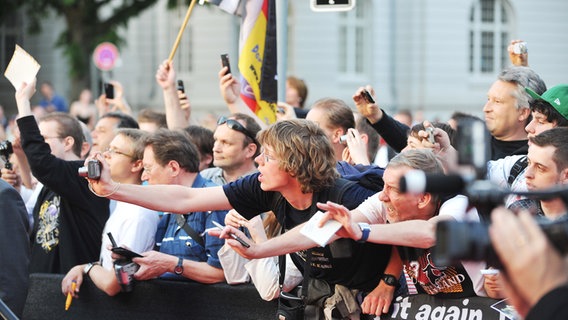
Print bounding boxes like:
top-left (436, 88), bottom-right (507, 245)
top-left (387, 149), bottom-right (445, 175)
top-left (498, 66), bottom-right (547, 110)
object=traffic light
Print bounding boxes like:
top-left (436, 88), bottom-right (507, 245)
top-left (310, 0), bottom-right (356, 12)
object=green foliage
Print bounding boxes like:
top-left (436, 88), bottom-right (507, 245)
top-left (2, 0), bottom-right (162, 91)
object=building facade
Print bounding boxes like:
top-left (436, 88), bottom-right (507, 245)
top-left (1, 0), bottom-right (567, 122)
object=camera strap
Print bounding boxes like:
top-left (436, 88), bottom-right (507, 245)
top-left (507, 156), bottom-right (528, 187)
top-left (174, 214), bottom-right (205, 247)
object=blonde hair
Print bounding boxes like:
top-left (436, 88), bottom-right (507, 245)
top-left (258, 119), bottom-right (339, 193)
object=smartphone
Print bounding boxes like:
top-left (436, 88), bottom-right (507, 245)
top-left (107, 232), bottom-right (143, 259)
top-left (177, 80), bottom-right (185, 93)
top-left (220, 54), bottom-right (231, 75)
top-left (362, 89), bottom-right (375, 104)
top-left (104, 82), bottom-right (114, 99)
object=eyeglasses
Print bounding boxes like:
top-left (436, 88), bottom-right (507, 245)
top-left (217, 116), bottom-right (257, 143)
top-left (259, 149), bottom-right (278, 163)
top-left (104, 147), bottom-right (134, 158)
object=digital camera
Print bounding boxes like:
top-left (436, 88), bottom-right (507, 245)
top-left (513, 42), bottom-right (528, 55)
top-left (114, 259), bottom-right (140, 292)
top-left (0, 140), bottom-right (13, 170)
top-left (78, 159), bottom-right (101, 179)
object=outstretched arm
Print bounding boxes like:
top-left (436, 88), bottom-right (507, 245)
top-left (213, 222), bottom-right (318, 260)
top-left (86, 153), bottom-right (231, 213)
top-left (317, 201), bottom-right (448, 248)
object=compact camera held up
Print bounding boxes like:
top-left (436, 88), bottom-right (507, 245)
top-left (78, 159), bottom-right (101, 180)
top-left (512, 41), bottom-right (528, 55)
top-left (0, 140), bottom-right (13, 170)
top-left (114, 259), bottom-right (140, 292)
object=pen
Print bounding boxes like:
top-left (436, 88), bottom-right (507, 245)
top-left (211, 221), bottom-right (250, 248)
top-left (65, 280), bottom-right (76, 311)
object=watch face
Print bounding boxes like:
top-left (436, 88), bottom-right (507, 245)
top-left (174, 258), bottom-right (183, 275)
top-left (174, 265), bottom-right (183, 275)
top-left (383, 275), bottom-right (397, 286)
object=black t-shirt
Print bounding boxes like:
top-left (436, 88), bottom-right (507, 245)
top-left (18, 116), bottom-right (109, 274)
top-left (223, 173), bottom-right (391, 291)
top-left (490, 137), bottom-right (528, 160)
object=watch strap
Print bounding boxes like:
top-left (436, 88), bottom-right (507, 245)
top-left (357, 222), bottom-right (371, 243)
top-left (174, 257), bottom-right (184, 275)
top-left (83, 262), bottom-right (99, 275)
top-left (382, 274), bottom-right (398, 287)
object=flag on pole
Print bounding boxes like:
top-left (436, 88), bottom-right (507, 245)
top-left (209, 0), bottom-right (278, 124)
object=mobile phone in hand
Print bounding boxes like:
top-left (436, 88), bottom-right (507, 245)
top-left (104, 82), bottom-right (114, 99)
top-left (220, 54), bottom-right (231, 75)
top-left (107, 232), bottom-right (143, 259)
top-left (211, 221), bottom-right (250, 248)
top-left (177, 80), bottom-right (185, 93)
top-left (362, 89), bottom-right (375, 104)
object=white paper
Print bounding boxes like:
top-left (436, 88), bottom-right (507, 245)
top-left (300, 211), bottom-right (341, 247)
top-left (3, 45), bottom-right (41, 89)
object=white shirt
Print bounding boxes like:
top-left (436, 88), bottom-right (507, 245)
top-left (487, 155), bottom-right (528, 208)
top-left (357, 194), bottom-right (486, 296)
top-left (99, 201), bottom-right (160, 270)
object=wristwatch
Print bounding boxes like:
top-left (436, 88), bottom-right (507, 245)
top-left (174, 257), bottom-right (184, 275)
top-left (382, 274), bottom-right (398, 287)
top-left (357, 222), bottom-right (371, 243)
top-left (83, 262), bottom-right (98, 275)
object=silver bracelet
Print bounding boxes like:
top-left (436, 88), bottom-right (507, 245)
top-left (88, 182), bottom-right (120, 197)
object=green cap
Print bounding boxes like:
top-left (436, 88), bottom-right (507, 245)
top-left (526, 84), bottom-right (568, 120)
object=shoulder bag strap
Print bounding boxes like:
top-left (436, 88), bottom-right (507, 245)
top-left (174, 214), bottom-right (205, 248)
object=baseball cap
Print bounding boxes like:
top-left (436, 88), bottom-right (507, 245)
top-left (526, 84), bottom-right (568, 120)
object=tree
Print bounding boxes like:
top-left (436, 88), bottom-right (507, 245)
top-left (1, 0), bottom-right (185, 97)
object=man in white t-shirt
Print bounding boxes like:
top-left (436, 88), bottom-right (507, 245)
top-left (317, 149), bottom-right (486, 299)
top-left (61, 129), bottom-right (159, 297)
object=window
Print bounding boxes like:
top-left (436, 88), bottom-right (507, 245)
top-left (1, 13), bottom-right (23, 71)
top-left (469, 0), bottom-right (513, 75)
top-left (338, 2), bottom-right (368, 76)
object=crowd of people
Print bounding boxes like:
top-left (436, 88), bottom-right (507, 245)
top-left (0, 39), bottom-right (567, 320)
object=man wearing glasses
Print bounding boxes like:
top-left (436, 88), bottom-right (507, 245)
top-left (125, 129), bottom-right (227, 284)
top-left (14, 78), bottom-right (110, 274)
top-left (61, 129), bottom-right (159, 296)
top-left (201, 113), bottom-right (261, 185)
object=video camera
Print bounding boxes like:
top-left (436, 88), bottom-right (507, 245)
top-left (434, 206), bottom-right (568, 267)
top-left (0, 140), bottom-right (13, 170)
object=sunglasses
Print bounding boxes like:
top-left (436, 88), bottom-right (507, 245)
top-left (217, 116), bottom-right (257, 143)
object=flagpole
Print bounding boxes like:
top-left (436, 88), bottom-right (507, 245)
top-left (276, 0), bottom-right (287, 102)
top-left (168, 0), bottom-right (198, 61)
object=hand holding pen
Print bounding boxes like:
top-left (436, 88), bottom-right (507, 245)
top-left (65, 280), bottom-right (77, 310)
